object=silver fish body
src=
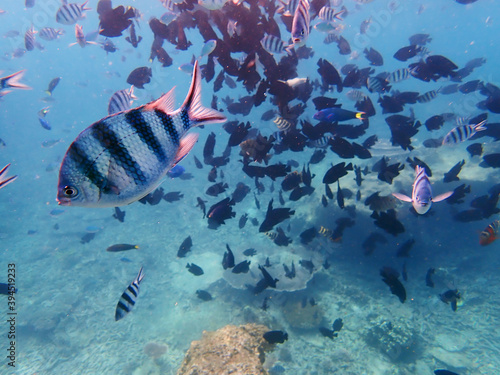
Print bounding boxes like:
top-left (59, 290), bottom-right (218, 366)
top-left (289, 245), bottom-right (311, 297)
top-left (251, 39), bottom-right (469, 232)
top-left (108, 86), bottom-right (137, 115)
top-left (57, 61), bottom-right (226, 207)
top-left (392, 166), bottom-right (452, 214)
top-left (56, 1), bottom-right (89, 25)
top-left (115, 267), bottom-right (144, 321)
top-left (442, 120), bottom-right (486, 145)
top-left (291, 0), bottom-right (310, 46)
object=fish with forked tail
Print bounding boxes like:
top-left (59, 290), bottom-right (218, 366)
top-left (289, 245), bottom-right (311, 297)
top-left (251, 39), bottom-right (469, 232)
top-left (57, 61), bottom-right (226, 207)
top-left (115, 266), bottom-right (144, 321)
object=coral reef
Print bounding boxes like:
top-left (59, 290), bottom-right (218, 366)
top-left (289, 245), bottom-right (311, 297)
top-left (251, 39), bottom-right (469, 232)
top-left (363, 316), bottom-right (417, 361)
top-left (177, 324), bottom-right (272, 375)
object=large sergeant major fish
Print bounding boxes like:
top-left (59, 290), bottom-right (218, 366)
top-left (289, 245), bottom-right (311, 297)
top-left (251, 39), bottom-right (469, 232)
top-left (392, 166), bottom-right (453, 214)
top-left (57, 61), bottom-right (226, 207)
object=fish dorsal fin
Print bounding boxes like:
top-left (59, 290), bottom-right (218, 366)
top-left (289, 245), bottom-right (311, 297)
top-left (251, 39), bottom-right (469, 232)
top-left (144, 87), bottom-right (176, 113)
top-left (172, 133), bottom-right (199, 166)
top-left (392, 192), bottom-right (412, 203)
top-left (432, 191), bottom-right (454, 203)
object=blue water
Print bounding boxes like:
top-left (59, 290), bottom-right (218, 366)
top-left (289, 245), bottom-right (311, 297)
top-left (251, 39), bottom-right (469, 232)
top-left (1, 0), bottom-right (500, 374)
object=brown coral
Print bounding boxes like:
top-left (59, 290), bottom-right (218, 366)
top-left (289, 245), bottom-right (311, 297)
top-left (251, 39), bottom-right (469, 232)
top-left (177, 324), bottom-right (272, 375)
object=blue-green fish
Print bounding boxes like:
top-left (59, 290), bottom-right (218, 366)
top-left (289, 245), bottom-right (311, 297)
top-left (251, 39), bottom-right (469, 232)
top-left (57, 61), bottom-right (226, 207)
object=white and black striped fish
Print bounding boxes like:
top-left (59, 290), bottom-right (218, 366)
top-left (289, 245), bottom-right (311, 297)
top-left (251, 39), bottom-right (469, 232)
top-left (324, 32), bottom-right (339, 45)
top-left (307, 135), bottom-right (332, 148)
top-left (386, 68), bottom-right (412, 83)
top-left (318, 6), bottom-right (345, 23)
top-left (442, 120), bottom-right (487, 145)
top-left (416, 90), bottom-right (437, 103)
top-left (39, 27), bottom-right (64, 41)
top-left (273, 116), bottom-right (293, 132)
top-left (291, 0), bottom-right (310, 46)
top-left (108, 86), bottom-right (137, 115)
top-left (392, 166), bottom-right (452, 214)
top-left (115, 266), bottom-right (144, 321)
top-left (56, 1), bottom-right (90, 25)
top-left (260, 35), bottom-right (292, 55)
top-left (24, 26), bottom-right (36, 51)
top-left (57, 61), bottom-right (226, 207)
top-left (278, 0), bottom-right (300, 16)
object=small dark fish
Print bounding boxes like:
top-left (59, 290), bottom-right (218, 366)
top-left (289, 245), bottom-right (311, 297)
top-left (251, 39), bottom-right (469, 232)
top-left (258, 265), bottom-right (278, 288)
top-left (243, 248), bottom-right (257, 257)
top-left (80, 232), bottom-right (96, 244)
top-left (259, 199), bottom-right (295, 233)
top-left (434, 370), bottom-right (459, 375)
top-left (223, 244), bottom-right (235, 269)
top-left (120, 257), bottom-right (132, 263)
top-left (125, 23), bottom-right (142, 48)
top-left (337, 181), bottom-right (344, 209)
top-left (0, 283), bottom-right (17, 295)
top-left (300, 227), bottom-right (317, 244)
top-left (45, 77), bottom-right (61, 96)
top-left (196, 290), bottom-right (212, 301)
top-left (319, 327), bottom-right (337, 340)
top-left (362, 232), bottom-right (388, 256)
top-left (126, 66), bottom-right (152, 89)
top-left (196, 197), bottom-right (207, 218)
top-left (232, 260), bottom-right (250, 274)
top-left (261, 297), bottom-right (269, 311)
top-left (396, 238), bottom-right (416, 257)
top-left (440, 289), bottom-right (461, 312)
top-left (283, 261), bottom-right (296, 279)
top-left (394, 45), bottom-right (422, 62)
top-left (299, 259), bottom-right (314, 274)
top-left (426, 268), bottom-right (435, 288)
top-left (371, 210), bottom-right (405, 236)
top-left (193, 156), bottom-right (203, 169)
top-left (332, 318), bottom-right (343, 332)
top-left (207, 198), bottom-right (236, 229)
top-left (380, 266), bottom-right (406, 303)
top-left (466, 143), bottom-right (483, 158)
top-left (186, 263), bottom-right (204, 276)
top-left (323, 162), bottom-right (353, 184)
top-left (206, 182), bottom-right (228, 197)
top-left (113, 207), bottom-right (126, 222)
top-left (232, 183), bottom-right (251, 203)
top-left (363, 47), bottom-right (383, 66)
top-left (239, 214), bottom-right (248, 229)
top-left (177, 236), bottom-right (192, 258)
top-left (263, 330), bottom-right (288, 344)
top-left (443, 160), bottom-right (465, 183)
top-left (115, 266), bottom-right (144, 321)
top-left (107, 244), bottom-right (139, 252)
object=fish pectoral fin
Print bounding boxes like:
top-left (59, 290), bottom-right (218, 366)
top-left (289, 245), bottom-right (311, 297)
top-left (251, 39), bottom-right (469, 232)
top-left (173, 133), bottom-right (199, 166)
top-left (392, 192), bottom-right (412, 202)
top-left (432, 191), bottom-right (454, 202)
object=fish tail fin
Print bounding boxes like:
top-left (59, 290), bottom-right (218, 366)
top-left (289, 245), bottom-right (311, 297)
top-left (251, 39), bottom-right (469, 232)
top-left (3, 70), bottom-right (31, 90)
top-left (45, 90), bottom-right (52, 96)
top-left (136, 266), bottom-right (144, 284)
top-left (129, 86), bottom-right (137, 100)
top-left (182, 60), bottom-right (227, 127)
top-left (285, 44), bottom-right (294, 55)
top-left (81, 1), bottom-right (91, 11)
top-left (355, 111), bottom-right (366, 120)
top-left (475, 120), bottom-right (487, 131)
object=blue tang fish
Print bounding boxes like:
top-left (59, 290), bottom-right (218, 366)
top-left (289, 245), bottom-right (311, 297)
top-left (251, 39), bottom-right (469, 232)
top-left (392, 166), bottom-right (453, 214)
top-left (57, 61), bottom-right (226, 207)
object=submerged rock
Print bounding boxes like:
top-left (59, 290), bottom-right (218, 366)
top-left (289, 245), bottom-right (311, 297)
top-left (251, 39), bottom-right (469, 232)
top-left (177, 324), bottom-right (273, 375)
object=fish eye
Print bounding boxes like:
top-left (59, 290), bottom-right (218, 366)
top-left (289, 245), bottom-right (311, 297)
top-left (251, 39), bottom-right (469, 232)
top-left (63, 186), bottom-right (78, 198)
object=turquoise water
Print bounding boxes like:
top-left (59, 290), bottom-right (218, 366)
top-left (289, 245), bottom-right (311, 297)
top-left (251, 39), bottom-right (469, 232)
top-left (1, 0), bottom-right (500, 374)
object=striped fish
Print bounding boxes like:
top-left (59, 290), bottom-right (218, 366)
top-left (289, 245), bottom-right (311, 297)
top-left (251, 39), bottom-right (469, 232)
top-left (0, 164), bottom-right (17, 190)
top-left (318, 6), bottom-right (345, 23)
top-left (291, 0), bottom-right (310, 46)
top-left (56, 1), bottom-right (90, 25)
top-left (273, 116), bottom-right (293, 132)
top-left (479, 220), bottom-right (500, 246)
top-left (260, 35), bottom-right (292, 55)
top-left (392, 166), bottom-right (453, 214)
top-left (69, 24), bottom-right (98, 48)
top-left (277, 0), bottom-right (300, 16)
top-left (24, 26), bottom-right (36, 51)
top-left (108, 86), bottom-right (137, 115)
top-left (386, 68), bottom-right (413, 83)
top-left (115, 266), bottom-right (144, 321)
top-left (442, 120), bottom-right (487, 145)
top-left (416, 90), bottom-right (437, 103)
top-left (57, 61), bottom-right (226, 207)
top-left (39, 27), bottom-right (64, 41)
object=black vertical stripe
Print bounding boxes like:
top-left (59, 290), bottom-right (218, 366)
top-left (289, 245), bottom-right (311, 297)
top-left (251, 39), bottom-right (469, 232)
top-left (68, 140), bottom-right (108, 189)
top-left (155, 109), bottom-right (180, 144)
top-left (117, 301), bottom-right (131, 313)
top-left (125, 109), bottom-right (167, 163)
top-left (92, 119), bottom-right (147, 185)
top-left (122, 292), bottom-right (136, 305)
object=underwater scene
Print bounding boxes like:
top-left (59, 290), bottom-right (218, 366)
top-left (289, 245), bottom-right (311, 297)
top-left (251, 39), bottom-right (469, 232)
top-left (1, 0), bottom-right (499, 374)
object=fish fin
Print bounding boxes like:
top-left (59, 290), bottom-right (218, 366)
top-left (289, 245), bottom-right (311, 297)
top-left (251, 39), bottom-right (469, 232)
top-left (182, 61), bottom-right (227, 127)
top-left (86, 41), bottom-right (100, 46)
top-left (2, 70), bottom-right (31, 90)
top-left (0, 174), bottom-right (17, 189)
top-left (392, 193), bottom-right (412, 202)
top-left (68, 42), bottom-right (77, 47)
top-left (173, 133), bottom-right (199, 166)
top-left (81, 1), bottom-right (91, 11)
top-left (125, 37), bottom-right (131, 44)
top-left (356, 111), bottom-right (366, 120)
top-left (474, 120), bottom-right (487, 131)
top-left (285, 44), bottom-right (294, 55)
top-left (432, 191), bottom-right (454, 202)
top-left (145, 87), bottom-right (176, 113)
top-left (129, 86), bottom-right (137, 100)
top-left (136, 266), bottom-right (144, 284)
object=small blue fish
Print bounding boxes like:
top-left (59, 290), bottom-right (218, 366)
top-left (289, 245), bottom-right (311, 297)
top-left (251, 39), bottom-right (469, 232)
top-left (85, 225), bottom-right (101, 233)
top-left (120, 257), bottom-right (133, 263)
top-left (200, 39), bottom-right (217, 57)
top-left (38, 116), bottom-right (51, 130)
top-left (50, 208), bottom-right (65, 216)
top-left (115, 266), bottom-right (144, 321)
top-left (392, 166), bottom-right (453, 214)
top-left (313, 107), bottom-right (365, 122)
top-left (167, 164), bottom-right (185, 178)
